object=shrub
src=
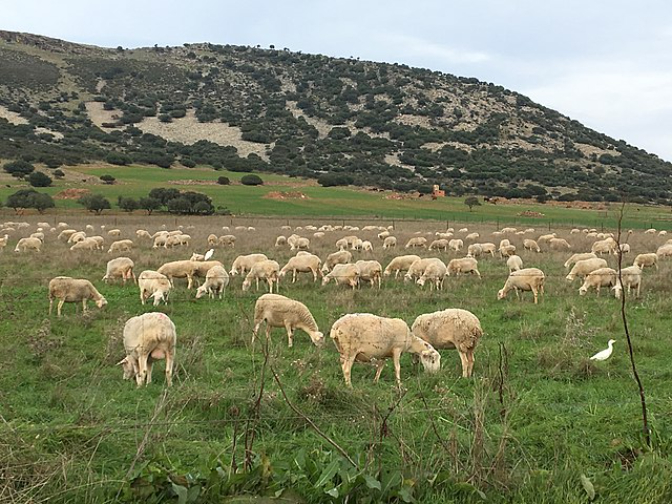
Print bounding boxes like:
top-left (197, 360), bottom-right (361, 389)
top-left (241, 174), bottom-right (263, 186)
top-left (6, 189), bottom-right (55, 214)
top-left (464, 196), bottom-right (481, 211)
top-left (217, 176), bottom-right (230, 185)
top-left (181, 158), bottom-right (196, 168)
top-left (3, 160), bottom-right (35, 179)
top-left (78, 194), bottom-right (111, 214)
top-left (100, 174), bottom-right (116, 185)
top-left (53, 169), bottom-right (65, 179)
top-left (118, 197), bottom-right (139, 212)
top-left (138, 196), bottom-right (161, 215)
top-left (106, 152), bottom-right (131, 166)
top-left (318, 173), bottom-right (354, 187)
top-left (28, 172), bottom-right (53, 187)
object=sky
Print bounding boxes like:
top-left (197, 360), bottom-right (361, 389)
top-left (4, 0), bottom-right (672, 161)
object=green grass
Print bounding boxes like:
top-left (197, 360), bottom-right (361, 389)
top-left (2, 218), bottom-right (672, 502)
top-left (2, 164), bottom-right (672, 230)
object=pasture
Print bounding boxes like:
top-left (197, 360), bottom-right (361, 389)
top-left (2, 215), bottom-right (672, 503)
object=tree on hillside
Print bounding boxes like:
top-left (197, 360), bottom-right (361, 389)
top-left (28, 172), bottom-right (53, 187)
top-left (118, 196), bottom-right (139, 212)
top-left (100, 174), bottom-right (116, 185)
top-left (138, 196), bottom-right (161, 215)
top-left (6, 189), bottom-right (55, 214)
top-left (241, 174), bottom-right (263, 186)
top-left (78, 194), bottom-right (111, 215)
top-left (464, 196), bottom-right (481, 212)
top-left (3, 160), bottom-right (35, 179)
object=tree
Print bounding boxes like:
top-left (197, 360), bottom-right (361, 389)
top-left (3, 160), bottom-right (35, 179)
top-left (217, 176), bottom-right (230, 185)
top-left (53, 169), bottom-right (65, 179)
top-left (118, 196), bottom-right (139, 212)
top-left (464, 196), bottom-right (481, 212)
top-left (6, 189), bottom-right (54, 214)
top-left (138, 196), bottom-right (161, 215)
top-left (78, 194), bottom-right (111, 214)
top-left (30, 193), bottom-right (55, 213)
top-left (28, 172), bottom-right (53, 187)
top-left (240, 174), bottom-right (263, 186)
top-left (100, 174), bottom-right (116, 185)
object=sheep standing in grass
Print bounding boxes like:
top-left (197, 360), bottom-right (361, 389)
top-left (218, 235), bottom-right (236, 247)
top-left (383, 254), bottom-right (421, 279)
top-left (499, 244), bottom-right (517, 258)
top-left (383, 236), bottom-right (397, 249)
top-left (195, 265), bottom-right (229, 299)
top-left (242, 260), bottom-right (280, 293)
top-left (448, 238), bottom-right (464, 251)
top-left (404, 257), bottom-right (442, 283)
top-left (118, 312), bottom-right (176, 387)
top-left (579, 267), bottom-right (618, 296)
top-left (429, 239), bottom-right (449, 251)
top-left (565, 258), bottom-right (609, 282)
top-left (656, 244), bottom-right (672, 259)
top-left (207, 234), bottom-right (218, 247)
top-left (48, 276), bottom-right (107, 317)
top-left (158, 260), bottom-right (197, 288)
top-left (411, 309), bottom-right (483, 378)
top-left (549, 238), bottom-right (571, 251)
top-left (229, 253), bottom-right (269, 276)
top-left (330, 313), bottom-right (440, 388)
top-left (0, 234), bottom-right (8, 252)
top-left (355, 260), bottom-right (383, 289)
top-left (70, 237), bottom-right (99, 251)
top-left (108, 239), bottom-right (133, 254)
top-left (416, 260), bottom-right (447, 290)
top-left (612, 265), bottom-right (642, 298)
top-left (467, 244), bottom-right (483, 258)
top-left (136, 229), bottom-right (151, 240)
top-left (15, 237), bottom-right (42, 253)
top-left (446, 257), bottom-right (481, 277)
top-left (103, 257), bottom-right (136, 284)
top-left (506, 255), bottom-right (523, 272)
top-left (252, 293), bottom-right (324, 348)
top-left (322, 263), bottom-right (359, 289)
top-left (633, 253), bottom-right (658, 270)
top-left (190, 260), bottom-right (226, 287)
top-left (405, 236), bottom-right (428, 249)
top-left (138, 270), bottom-right (171, 306)
top-left (523, 239), bottom-right (541, 253)
top-left (279, 254), bottom-right (322, 283)
top-left (591, 237), bottom-right (617, 255)
top-left (497, 268), bottom-right (545, 304)
top-left (275, 235), bottom-right (287, 247)
top-left (563, 252), bottom-right (598, 270)
top-left (321, 250), bottom-right (353, 274)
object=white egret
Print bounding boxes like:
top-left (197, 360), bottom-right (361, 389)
top-left (589, 339), bottom-right (616, 361)
top-left (204, 248), bottom-right (215, 261)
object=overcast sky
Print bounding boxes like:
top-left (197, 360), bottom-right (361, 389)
top-left (5, 0), bottom-right (672, 161)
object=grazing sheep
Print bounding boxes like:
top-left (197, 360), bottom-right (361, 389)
top-left (70, 237), bottom-right (99, 251)
top-left (564, 252), bottom-right (598, 270)
top-left (48, 277), bottom-right (107, 317)
top-left (242, 260), bottom-right (280, 293)
top-left (523, 239), bottom-right (541, 253)
top-left (479, 243), bottom-right (497, 257)
top-left (138, 270), bottom-right (172, 306)
top-left (15, 237), bottom-right (42, 253)
top-left (382, 236), bottom-right (397, 250)
top-left (67, 231), bottom-right (86, 244)
top-left (355, 260), bottom-right (383, 289)
top-left (136, 229), bottom-right (151, 240)
top-left (411, 309), bottom-right (483, 378)
top-left (467, 243), bottom-right (483, 258)
top-left (30, 232), bottom-right (44, 241)
top-left (506, 255), bottom-right (523, 272)
top-left (252, 293), bottom-right (324, 348)
top-left (565, 258), bottom-right (609, 282)
top-left (448, 238), bottom-right (464, 251)
top-left (229, 253), bottom-right (269, 276)
top-left (404, 257), bottom-right (443, 283)
top-left (321, 250), bottom-right (353, 273)
top-left (277, 255), bottom-right (320, 284)
top-left (549, 238), bottom-right (571, 251)
top-left (405, 236), bottom-right (428, 249)
top-left (89, 236), bottom-right (105, 250)
top-left (335, 237), bottom-right (349, 251)
top-left (195, 265), bottom-right (229, 299)
top-left (499, 244), bottom-right (517, 258)
top-left (295, 237), bottom-right (311, 250)
top-left (275, 235), bottom-right (288, 247)
top-left (501, 227), bottom-right (517, 234)
top-left (361, 240), bottom-right (374, 252)
top-left (190, 252), bottom-right (205, 261)
top-left (656, 244), bottom-right (672, 258)
top-left (465, 232), bottom-right (480, 241)
top-left (497, 268), bottom-right (546, 304)
top-left (591, 237), bottom-right (617, 255)
top-left (107, 229), bottom-right (121, 237)
top-left (644, 228), bottom-right (657, 235)
top-left (616, 243), bottom-right (631, 255)
top-left (579, 267), bottom-right (618, 296)
top-left (383, 254), bottom-right (421, 279)
top-left (103, 257), bottom-right (136, 284)
top-left (416, 260), bottom-right (447, 290)
top-left (537, 233), bottom-right (556, 243)
top-left (322, 263), bottom-right (359, 289)
top-left (218, 235), bottom-right (237, 247)
top-left (498, 239), bottom-right (511, 251)
top-left (612, 265), bottom-right (642, 298)
top-left (633, 253), bottom-right (658, 270)
top-left (152, 233), bottom-right (169, 248)
top-left (118, 312), bottom-right (176, 387)
top-left (108, 239), bottom-right (133, 253)
top-left (378, 230), bottom-right (391, 240)
top-left (429, 239), bottom-right (449, 251)
top-left (330, 313), bottom-right (441, 388)
top-left (157, 260), bottom-right (197, 289)
top-left (0, 234), bottom-right (8, 252)
top-left (458, 228), bottom-right (468, 233)
top-left (446, 257), bottom-right (481, 277)
top-left (189, 260), bottom-right (225, 287)
top-left (207, 234), bottom-right (218, 247)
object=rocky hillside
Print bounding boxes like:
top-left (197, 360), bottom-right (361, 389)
top-left (1, 30), bottom-right (671, 203)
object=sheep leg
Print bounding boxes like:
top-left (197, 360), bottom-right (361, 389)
top-left (140, 290), bottom-right (146, 305)
top-left (373, 359), bottom-right (386, 383)
top-left (146, 359), bottom-right (153, 384)
top-left (285, 323), bottom-right (294, 348)
top-left (136, 353), bottom-right (149, 387)
top-left (292, 270), bottom-right (297, 283)
top-left (57, 299), bottom-right (65, 317)
top-left (459, 352), bottom-right (470, 378)
top-left (187, 274), bottom-right (193, 290)
top-left (466, 351), bottom-right (475, 377)
top-left (341, 355), bottom-right (356, 388)
top-left (82, 299), bottom-right (88, 313)
top-left (392, 349), bottom-right (403, 389)
top-left (251, 318), bottom-right (263, 344)
top-left (532, 288), bottom-right (538, 305)
top-left (256, 277), bottom-right (260, 291)
top-left (49, 297), bottom-right (53, 316)
top-left (165, 350), bottom-right (174, 386)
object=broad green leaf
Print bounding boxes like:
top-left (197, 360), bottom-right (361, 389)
top-left (171, 483), bottom-right (188, 504)
top-left (399, 485), bottom-right (415, 503)
top-left (364, 474), bottom-right (382, 491)
top-left (186, 485), bottom-right (200, 503)
top-left (325, 486), bottom-right (340, 497)
top-left (581, 474), bottom-right (596, 501)
top-left (314, 459), bottom-right (340, 488)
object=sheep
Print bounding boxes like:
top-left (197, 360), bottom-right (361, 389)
top-left (355, 260), bottom-right (383, 289)
top-left (523, 239), bottom-right (541, 253)
top-left (157, 260), bottom-right (198, 289)
top-left (616, 243), bottom-right (631, 255)
top-left (48, 276), bottom-right (107, 317)
top-left (479, 243), bottom-right (497, 257)
top-left (242, 260), bottom-right (280, 293)
top-left (537, 233), bottom-right (556, 243)
top-left (378, 230), bottom-right (391, 240)
top-left (549, 238), bottom-right (571, 251)
top-left (229, 253), bottom-right (269, 276)
top-left (252, 293), bottom-right (325, 348)
top-left (138, 270), bottom-right (172, 306)
top-left (30, 232), bottom-right (44, 241)
top-left (295, 237), bottom-right (311, 250)
top-left (108, 239), bottom-right (133, 254)
top-left (330, 313), bottom-right (440, 388)
top-left (69, 237), bottom-right (99, 251)
top-left (498, 239), bottom-right (511, 250)
top-left (321, 250), bottom-right (353, 274)
top-left (404, 257), bottom-right (443, 283)
top-left (467, 244), bottom-right (483, 258)
top-left (656, 244), bottom-right (672, 258)
top-left (382, 236), bottom-right (397, 250)
top-left (565, 258), bottom-right (609, 282)
top-left (383, 254), bottom-right (421, 279)
top-left (506, 255), bottom-right (523, 272)
top-left (351, 238), bottom-right (364, 251)
top-left (446, 257), bottom-right (481, 277)
top-left (313, 231), bottom-right (325, 240)
top-left (14, 237), bottom-right (42, 253)
top-left (194, 265), bottom-right (229, 299)
top-left (429, 239), bottom-right (449, 251)
top-left (0, 234), bottom-right (8, 252)
top-left (564, 252), bottom-right (597, 270)
top-left (448, 239), bottom-right (464, 251)
top-left (458, 227), bottom-right (469, 233)
top-left (465, 232), bottom-right (480, 241)
top-left (136, 229), bottom-right (151, 240)
top-left (322, 263), bottom-right (359, 289)
top-left (67, 231), bottom-right (86, 244)
top-left (645, 228), bottom-right (657, 235)
top-left (279, 254), bottom-right (322, 283)
top-left (275, 235), bottom-right (287, 247)
top-left (107, 229), bottom-right (121, 237)
top-left (361, 240), bottom-right (374, 252)
top-left (218, 235), bottom-right (237, 247)
top-left (189, 260), bottom-right (225, 287)
top-left (612, 265), bottom-right (642, 299)
top-left (405, 236), bottom-right (428, 249)
top-left (499, 244), bottom-right (517, 258)
top-left (501, 227), bottom-right (517, 234)
top-left (117, 312), bottom-right (176, 387)
top-left (90, 236), bottom-right (105, 250)
top-left (579, 267), bottom-right (618, 296)
top-left (591, 237), bottom-right (617, 255)
top-left (416, 260), bottom-right (447, 290)
top-left (205, 233), bottom-right (218, 247)
top-left (411, 309), bottom-right (483, 378)
top-left (633, 253), bottom-right (658, 270)
top-left (497, 268), bottom-right (546, 304)
top-left (103, 257), bottom-right (136, 284)
top-left (190, 252), bottom-right (205, 261)
top-left (335, 237), bottom-right (349, 251)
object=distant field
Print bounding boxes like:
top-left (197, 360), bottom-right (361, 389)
top-left (1, 164), bottom-right (672, 230)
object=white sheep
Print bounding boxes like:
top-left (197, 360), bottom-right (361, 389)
top-left (448, 238), bottom-right (464, 251)
top-left (497, 268), bottom-right (545, 304)
top-left (656, 244), bottom-right (672, 258)
top-left (195, 265), bottom-right (229, 299)
top-left (242, 260), bottom-right (280, 293)
top-left (107, 229), bottom-right (121, 237)
top-left (499, 244), bottom-right (517, 258)
top-left (565, 258), bottom-right (609, 282)
top-left (404, 257), bottom-right (442, 283)
top-left (0, 234), bottom-right (8, 252)
top-left (523, 239), bottom-right (541, 253)
top-left (322, 263), bottom-right (359, 289)
top-left (321, 250), bottom-right (353, 273)
top-left (446, 257), bottom-right (481, 277)
top-left (411, 309), bottom-right (483, 378)
top-left (108, 239), bottom-right (133, 253)
top-left (633, 253), bottom-right (658, 270)
top-left (157, 260), bottom-right (198, 289)
top-left (48, 276), bottom-right (107, 317)
top-left (330, 313), bottom-right (440, 388)
top-left (89, 236), bottom-right (105, 250)
top-left (383, 254), bottom-right (420, 279)
top-left (537, 233), bottom-right (556, 243)
top-left (467, 243), bottom-right (483, 258)
top-left (549, 238), bottom-right (571, 251)
top-left (378, 230), bottom-right (391, 240)
top-left (591, 237), bottom-right (617, 255)
top-left (428, 239), bottom-right (449, 251)
top-left (563, 252), bottom-right (597, 270)
top-left (117, 312), bottom-right (176, 387)
top-left (465, 232), bottom-right (480, 241)
top-left (579, 267), bottom-right (617, 296)
top-left (506, 255), bottom-right (523, 272)
top-left (361, 240), bottom-right (374, 252)
top-left (136, 229), bottom-right (151, 240)
top-left (355, 260), bottom-right (383, 289)
top-left (230, 253), bottom-right (269, 276)
top-left (218, 235), bottom-right (236, 247)
top-left (612, 265), bottom-right (642, 298)
top-left (416, 260), bottom-right (447, 290)
top-left (103, 257), bottom-right (136, 284)
top-left (382, 236), bottom-right (397, 249)
top-left (138, 270), bottom-right (172, 306)
top-left (67, 231), bottom-right (86, 244)
top-left (405, 236), bottom-right (428, 249)
top-left (275, 235), bottom-right (287, 247)
top-left (252, 293), bottom-right (324, 348)
top-left (70, 237), bottom-right (99, 251)
top-left (479, 243), bottom-right (497, 257)
top-left (14, 237), bottom-right (42, 253)
top-left (279, 254), bottom-right (322, 283)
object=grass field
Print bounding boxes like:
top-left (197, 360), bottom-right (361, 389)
top-left (2, 163), bottom-right (672, 230)
top-left (2, 215), bottom-right (672, 503)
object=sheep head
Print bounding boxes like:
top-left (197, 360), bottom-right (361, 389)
top-left (309, 331), bottom-right (326, 347)
top-left (497, 289), bottom-right (507, 300)
top-left (96, 297), bottom-right (108, 309)
top-left (419, 348), bottom-right (441, 373)
top-left (117, 356), bottom-right (136, 381)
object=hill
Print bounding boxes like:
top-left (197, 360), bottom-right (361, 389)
top-left (1, 30), bottom-right (672, 204)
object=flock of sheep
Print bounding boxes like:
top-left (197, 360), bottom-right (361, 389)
top-left (2, 218), bottom-right (671, 388)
